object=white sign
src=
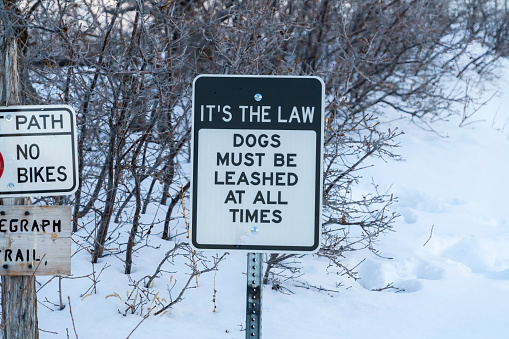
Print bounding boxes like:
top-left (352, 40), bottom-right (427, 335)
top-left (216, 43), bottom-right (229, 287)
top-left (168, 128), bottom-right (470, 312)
top-left (191, 75), bottom-right (324, 253)
top-left (0, 105), bottom-right (78, 197)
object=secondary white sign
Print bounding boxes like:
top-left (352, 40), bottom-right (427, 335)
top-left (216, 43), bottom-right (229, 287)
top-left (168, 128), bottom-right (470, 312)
top-left (0, 105), bottom-right (78, 197)
top-left (191, 75), bottom-right (324, 253)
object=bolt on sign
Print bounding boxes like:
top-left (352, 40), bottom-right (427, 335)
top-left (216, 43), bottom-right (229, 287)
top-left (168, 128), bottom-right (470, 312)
top-left (0, 206), bottom-right (71, 276)
top-left (191, 75), bottom-right (324, 253)
top-left (0, 105), bottom-right (78, 197)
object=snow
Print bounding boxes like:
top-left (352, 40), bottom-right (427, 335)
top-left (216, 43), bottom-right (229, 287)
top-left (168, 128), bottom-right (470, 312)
top-left (35, 68), bottom-right (509, 338)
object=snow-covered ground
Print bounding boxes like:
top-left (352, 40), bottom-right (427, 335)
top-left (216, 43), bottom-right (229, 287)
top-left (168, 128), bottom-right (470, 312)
top-left (35, 68), bottom-right (509, 338)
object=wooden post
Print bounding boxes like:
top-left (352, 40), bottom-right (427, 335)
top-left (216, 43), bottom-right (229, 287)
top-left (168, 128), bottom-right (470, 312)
top-left (0, 1), bottom-right (39, 338)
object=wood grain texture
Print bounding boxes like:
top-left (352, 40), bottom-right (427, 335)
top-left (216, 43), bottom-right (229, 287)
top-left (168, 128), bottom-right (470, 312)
top-left (1, 5), bottom-right (39, 335)
top-left (0, 206), bottom-right (71, 276)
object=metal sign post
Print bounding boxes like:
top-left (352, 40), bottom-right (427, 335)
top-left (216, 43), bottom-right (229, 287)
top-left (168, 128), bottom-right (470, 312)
top-left (246, 253), bottom-right (263, 339)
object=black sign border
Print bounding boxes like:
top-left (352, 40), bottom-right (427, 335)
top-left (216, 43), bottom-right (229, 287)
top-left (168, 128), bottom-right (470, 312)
top-left (191, 75), bottom-right (324, 253)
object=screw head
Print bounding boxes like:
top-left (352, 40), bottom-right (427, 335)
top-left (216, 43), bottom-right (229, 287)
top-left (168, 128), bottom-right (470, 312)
top-left (5, 114), bottom-right (12, 121)
top-left (7, 183), bottom-right (14, 189)
top-left (254, 93), bottom-right (262, 101)
top-left (251, 227), bottom-right (259, 235)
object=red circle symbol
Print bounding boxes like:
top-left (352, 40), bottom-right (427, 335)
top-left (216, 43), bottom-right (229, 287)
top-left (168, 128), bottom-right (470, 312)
top-left (0, 152), bottom-right (4, 179)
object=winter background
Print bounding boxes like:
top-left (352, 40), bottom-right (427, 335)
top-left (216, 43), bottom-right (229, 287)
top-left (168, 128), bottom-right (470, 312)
top-left (27, 51), bottom-right (509, 339)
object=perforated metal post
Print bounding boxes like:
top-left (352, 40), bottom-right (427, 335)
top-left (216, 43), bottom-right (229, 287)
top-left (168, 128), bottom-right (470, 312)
top-left (246, 253), bottom-right (263, 339)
